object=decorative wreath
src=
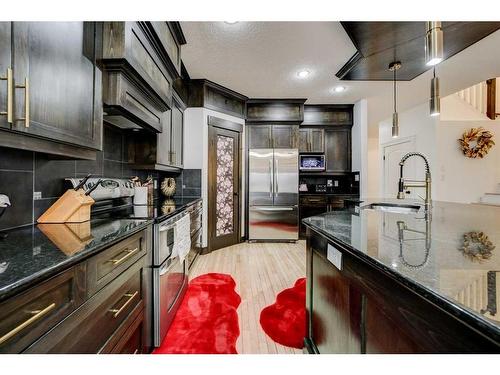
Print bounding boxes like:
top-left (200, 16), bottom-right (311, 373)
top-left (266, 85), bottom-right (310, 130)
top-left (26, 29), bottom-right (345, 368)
top-left (458, 231), bottom-right (495, 262)
top-left (458, 127), bottom-right (495, 158)
top-left (161, 177), bottom-right (176, 197)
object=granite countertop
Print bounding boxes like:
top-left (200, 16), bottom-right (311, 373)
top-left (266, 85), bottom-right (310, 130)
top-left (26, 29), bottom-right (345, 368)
top-left (303, 199), bottom-right (500, 341)
top-left (0, 218), bottom-right (152, 302)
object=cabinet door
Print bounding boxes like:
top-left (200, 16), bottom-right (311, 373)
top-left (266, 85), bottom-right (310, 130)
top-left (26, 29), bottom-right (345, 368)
top-left (0, 22), bottom-right (11, 130)
top-left (272, 125), bottom-right (297, 148)
top-left (157, 110), bottom-right (172, 166)
top-left (309, 249), bottom-right (361, 353)
top-left (171, 104), bottom-right (183, 168)
top-left (298, 129), bottom-right (309, 152)
top-left (325, 129), bottom-right (351, 173)
top-left (310, 129), bottom-right (324, 153)
top-left (248, 125), bottom-right (272, 149)
top-left (12, 22), bottom-right (101, 149)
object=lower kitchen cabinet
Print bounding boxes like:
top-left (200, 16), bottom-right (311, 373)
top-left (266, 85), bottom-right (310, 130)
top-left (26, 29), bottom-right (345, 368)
top-left (0, 228), bottom-right (151, 354)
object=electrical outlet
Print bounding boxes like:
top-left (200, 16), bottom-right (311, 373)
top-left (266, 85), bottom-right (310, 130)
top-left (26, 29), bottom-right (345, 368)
top-left (355, 174), bottom-right (360, 182)
top-left (327, 244), bottom-right (343, 271)
top-left (334, 180), bottom-right (339, 187)
top-left (154, 180), bottom-right (158, 189)
top-left (33, 192), bottom-right (42, 200)
top-left (33, 245), bottom-right (42, 256)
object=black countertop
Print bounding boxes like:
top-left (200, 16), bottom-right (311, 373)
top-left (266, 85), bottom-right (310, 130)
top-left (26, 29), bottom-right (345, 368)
top-left (0, 218), bottom-right (151, 302)
top-left (303, 199), bottom-right (500, 342)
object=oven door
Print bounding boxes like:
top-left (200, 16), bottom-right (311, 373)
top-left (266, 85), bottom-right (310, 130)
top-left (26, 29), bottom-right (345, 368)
top-left (155, 222), bottom-right (175, 266)
top-left (153, 256), bottom-right (187, 347)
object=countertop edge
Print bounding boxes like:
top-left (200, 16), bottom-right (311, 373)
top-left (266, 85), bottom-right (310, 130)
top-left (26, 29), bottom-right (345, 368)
top-left (303, 221), bottom-right (500, 345)
top-left (0, 219), bottom-right (153, 303)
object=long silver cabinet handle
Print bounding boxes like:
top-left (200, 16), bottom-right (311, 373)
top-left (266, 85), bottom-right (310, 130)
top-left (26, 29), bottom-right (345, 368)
top-left (0, 68), bottom-right (13, 123)
top-left (15, 77), bottom-right (29, 128)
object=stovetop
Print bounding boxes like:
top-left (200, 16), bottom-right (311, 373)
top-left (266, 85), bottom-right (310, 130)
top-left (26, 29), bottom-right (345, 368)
top-left (94, 197), bottom-right (202, 223)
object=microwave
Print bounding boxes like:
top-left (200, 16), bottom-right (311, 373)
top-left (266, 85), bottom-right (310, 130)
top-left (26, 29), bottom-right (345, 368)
top-left (299, 154), bottom-right (325, 171)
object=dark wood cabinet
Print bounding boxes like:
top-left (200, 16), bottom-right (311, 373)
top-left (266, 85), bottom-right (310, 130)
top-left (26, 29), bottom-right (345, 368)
top-left (101, 22), bottom-right (174, 133)
top-left (325, 129), bottom-right (351, 173)
top-left (303, 104), bottom-right (353, 126)
top-left (0, 22), bottom-right (102, 159)
top-left (308, 245), bottom-right (362, 354)
top-left (170, 93), bottom-right (184, 168)
top-left (0, 265), bottom-right (86, 353)
top-left (248, 124), bottom-right (298, 149)
top-left (1, 227), bottom-right (152, 354)
top-left (132, 90), bottom-right (185, 171)
top-left (272, 125), bottom-right (298, 148)
top-left (189, 79), bottom-right (247, 119)
top-left (0, 22), bottom-right (12, 130)
top-left (298, 128), bottom-right (324, 153)
top-left (246, 99), bottom-right (306, 123)
top-left (248, 125), bottom-right (272, 148)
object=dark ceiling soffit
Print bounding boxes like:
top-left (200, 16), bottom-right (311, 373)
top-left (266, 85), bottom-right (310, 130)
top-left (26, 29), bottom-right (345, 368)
top-left (335, 22), bottom-right (500, 81)
top-left (335, 51), bottom-right (362, 80)
top-left (246, 98), bottom-right (307, 104)
top-left (169, 21), bottom-right (187, 45)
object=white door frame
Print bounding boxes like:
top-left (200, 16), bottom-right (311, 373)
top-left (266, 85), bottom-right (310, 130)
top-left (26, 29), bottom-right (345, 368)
top-left (381, 135), bottom-right (416, 197)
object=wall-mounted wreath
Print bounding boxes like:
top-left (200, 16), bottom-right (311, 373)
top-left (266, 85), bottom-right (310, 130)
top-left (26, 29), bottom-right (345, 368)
top-left (458, 231), bottom-right (495, 262)
top-left (458, 127), bottom-right (495, 158)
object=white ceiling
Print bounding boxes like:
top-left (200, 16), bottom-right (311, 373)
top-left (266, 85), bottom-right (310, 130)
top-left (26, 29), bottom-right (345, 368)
top-left (181, 21), bottom-right (391, 104)
top-left (181, 22), bottom-right (500, 124)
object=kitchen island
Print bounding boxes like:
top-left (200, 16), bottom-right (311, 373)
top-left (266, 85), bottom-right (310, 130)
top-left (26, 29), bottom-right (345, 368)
top-left (303, 199), bottom-right (500, 353)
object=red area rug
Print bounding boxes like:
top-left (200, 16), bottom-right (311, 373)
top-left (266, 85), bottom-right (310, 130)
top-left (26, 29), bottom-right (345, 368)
top-left (153, 273), bottom-right (241, 354)
top-left (260, 278), bottom-right (306, 349)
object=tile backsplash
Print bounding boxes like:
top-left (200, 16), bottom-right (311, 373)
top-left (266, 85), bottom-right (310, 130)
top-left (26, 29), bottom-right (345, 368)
top-left (0, 124), bottom-right (179, 231)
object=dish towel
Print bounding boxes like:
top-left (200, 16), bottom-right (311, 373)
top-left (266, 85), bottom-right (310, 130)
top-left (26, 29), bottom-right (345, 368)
top-left (172, 214), bottom-right (191, 264)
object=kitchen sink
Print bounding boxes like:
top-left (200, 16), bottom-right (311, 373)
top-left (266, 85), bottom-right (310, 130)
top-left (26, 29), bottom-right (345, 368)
top-left (360, 202), bottom-right (421, 214)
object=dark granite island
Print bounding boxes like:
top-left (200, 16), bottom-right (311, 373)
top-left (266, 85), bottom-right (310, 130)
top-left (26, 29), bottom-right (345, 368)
top-left (303, 200), bottom-right (500, 354)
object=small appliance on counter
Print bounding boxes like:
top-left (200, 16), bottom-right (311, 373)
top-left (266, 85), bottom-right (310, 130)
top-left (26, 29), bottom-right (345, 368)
top-left (299, 154), bottom-right (325, 171)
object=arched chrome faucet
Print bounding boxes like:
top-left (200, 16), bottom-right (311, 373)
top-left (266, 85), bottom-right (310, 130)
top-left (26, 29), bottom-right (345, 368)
top-left (397, 152), bottom-right (432, 211)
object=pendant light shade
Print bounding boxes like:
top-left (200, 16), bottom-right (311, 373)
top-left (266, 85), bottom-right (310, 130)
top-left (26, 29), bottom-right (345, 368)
top-left (389, 61), bottom-right (401, 138)
top-left (425, 21), bottom-right (443, 66)
top-left (430, 68), bottom-right (440, 116)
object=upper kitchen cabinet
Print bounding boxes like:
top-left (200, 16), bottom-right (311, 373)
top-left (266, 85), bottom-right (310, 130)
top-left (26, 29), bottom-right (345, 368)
top-left (100, 22), bottom-right (186, 133)
top-left (298, 128), bottom-right (324, 153)
top-left (188, 79), bottom-right (248, 119)
top-left (325, 129), bottom-right (351, 173)
top-left (0, 22), bottom-right (102, 159)
top-left (0, 22), bottom-right (12, 131)
top-left (248, 124), bottom-right (298, 149)
top-left (170, 91), bottom-right (185, 168)
top-left (302, 104), bottom-right (353, 126)
top-left (246, 99), bottom-right (306, 123)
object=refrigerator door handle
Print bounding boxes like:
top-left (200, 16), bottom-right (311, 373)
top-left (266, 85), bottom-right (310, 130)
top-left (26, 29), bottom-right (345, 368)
top-left (275, 158), bottom-right (279, 198)
top-left (251, 206), bottom-right (295, 211)
top-left (269, 158), bottom-right (273, 198)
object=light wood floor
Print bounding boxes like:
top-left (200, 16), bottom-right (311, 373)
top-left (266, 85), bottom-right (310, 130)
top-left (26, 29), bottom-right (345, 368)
top-left (190, 241), bottom-right (306, 354)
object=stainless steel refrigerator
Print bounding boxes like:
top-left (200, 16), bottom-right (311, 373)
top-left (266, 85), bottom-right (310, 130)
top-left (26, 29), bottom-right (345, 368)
top-left (248, 148), bottom-right (299, 241)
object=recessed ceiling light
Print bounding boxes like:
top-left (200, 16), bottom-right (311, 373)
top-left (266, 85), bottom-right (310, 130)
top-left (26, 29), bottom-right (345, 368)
top-left (224, 21), bottom-right (239, 24)
top-left (333, 86), bottom-right (346, 93)
top-left (297, 70), bottom-right (310, 79)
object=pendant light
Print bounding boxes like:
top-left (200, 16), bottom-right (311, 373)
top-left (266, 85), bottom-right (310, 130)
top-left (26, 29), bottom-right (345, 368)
top-left (430, 67), bottom-right (440, 116)
top-left (389, 61), bottom-right (401, 138)
top-left (425, 21), bottom-right (443, 66)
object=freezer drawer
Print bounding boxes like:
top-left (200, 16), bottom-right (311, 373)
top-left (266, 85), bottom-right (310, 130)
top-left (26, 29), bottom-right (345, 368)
top-left (249, 206), bottom-right (299, 241)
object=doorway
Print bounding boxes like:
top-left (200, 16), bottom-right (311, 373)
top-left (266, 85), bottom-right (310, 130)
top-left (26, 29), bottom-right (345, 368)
top-left (382, 137), bottom-right (416, 199)
top-left (208, 117), bottom-right (242, 251)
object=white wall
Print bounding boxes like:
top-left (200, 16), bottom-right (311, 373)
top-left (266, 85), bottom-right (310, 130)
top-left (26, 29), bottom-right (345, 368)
top-left (440, 94), bottom-right (489, 121)
top-left (378, 102), bottom-right (439, 198)
top-left (184, 108), bottom-right (246, 248)
top-left (378, 95), bottom-right (500, 204)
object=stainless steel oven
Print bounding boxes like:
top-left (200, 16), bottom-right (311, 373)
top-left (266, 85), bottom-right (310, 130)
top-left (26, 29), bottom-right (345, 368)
top-left (153, 210), bottom-right (189, 347)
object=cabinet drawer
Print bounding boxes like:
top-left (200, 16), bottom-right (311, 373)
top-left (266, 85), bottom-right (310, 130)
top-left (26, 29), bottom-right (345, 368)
top-left (104, 306), bottom-right (144, 354)
top-left (87, 231), bottom-right (146, 297)
top-left (25, 259), bottom-right (143, 354)
top-left (300, 196), bottom-right (327, 206)
top-left (0, 265), bottom-right (86, 353)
